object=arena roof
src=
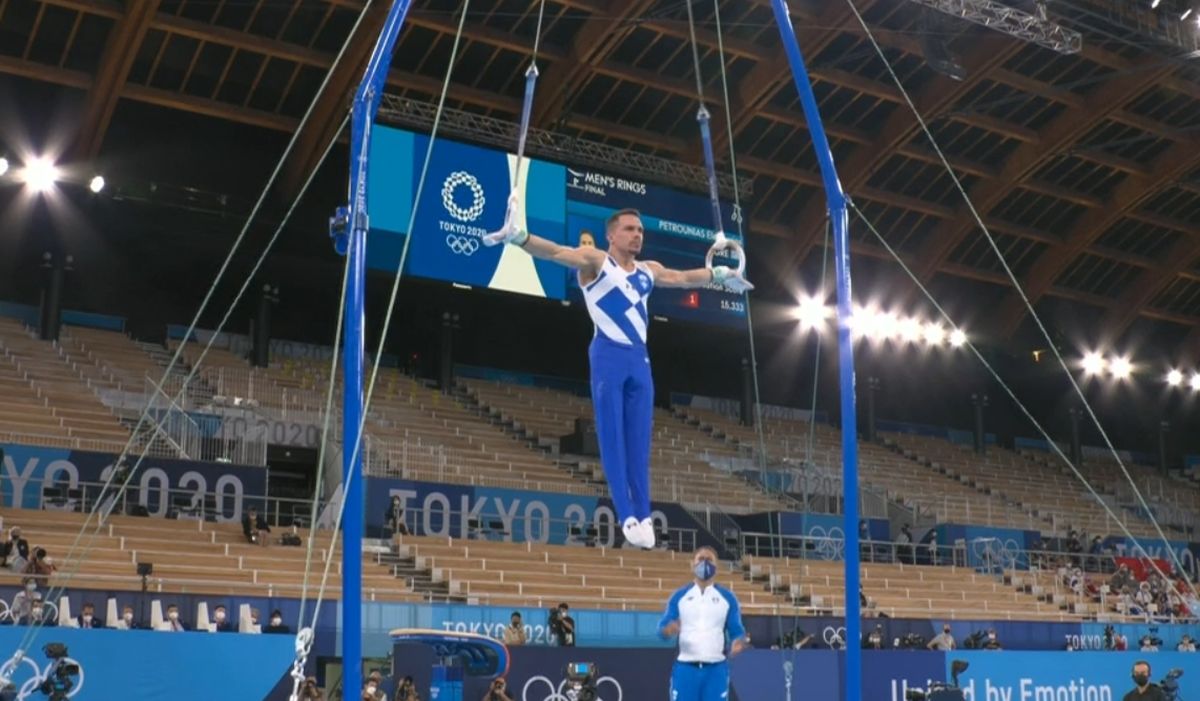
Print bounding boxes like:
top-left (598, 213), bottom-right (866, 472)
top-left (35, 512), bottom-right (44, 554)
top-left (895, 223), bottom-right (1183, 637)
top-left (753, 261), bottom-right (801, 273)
top-left (1, 0), bottom-right (1198, 348)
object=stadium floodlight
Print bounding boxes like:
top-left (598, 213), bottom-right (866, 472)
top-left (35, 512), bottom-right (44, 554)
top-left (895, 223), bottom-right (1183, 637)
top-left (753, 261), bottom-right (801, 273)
top-left (1167, 369), bottom-right (1184, 387)
top-left (948, 328), bottom-right (967, 348)
top-left (923, 322), bottom-right (946, 346)
top-left (1190, 373), bottom-right (1200, 392)
top-left (1081, 352), bottom-right (1106, 376)
top-left (898, 317), bottom-right (923, 343)
top-left (904, 0), bottom-right (1083, 54)
top-left (1109, 356), bottom-right (1133, 380)
top-left (21, 157), bottom-right (59, 193)
top-left (873, 311), bottom-right (899, 341)
top-left (0, 156), bottom-right (8, 176)
top-left (1182, 8), bottom-right (1193, 20)
top-left (1151, 0), bottom-right (1162, 7)
top-left (794, 297), bottom-right (830, 331)
top-left (88, 175), bottom-right (105, 193)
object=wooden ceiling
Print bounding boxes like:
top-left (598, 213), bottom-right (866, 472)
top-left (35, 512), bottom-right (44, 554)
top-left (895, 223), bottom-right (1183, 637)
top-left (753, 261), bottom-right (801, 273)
top-left (1, 0), bottom-right (1198, 344)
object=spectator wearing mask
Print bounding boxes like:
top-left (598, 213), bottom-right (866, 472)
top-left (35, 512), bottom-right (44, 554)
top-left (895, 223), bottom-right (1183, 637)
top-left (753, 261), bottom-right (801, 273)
top-left (265, 609), bottom-right (289, 634)
top-left (243, 506), bottom-right (271, 547)
top-left (22, 548), bottom-right (55, 588)
top-left (29, 601), bottom-right (54, 627)
top-left (1111, 564), bottom-right (1132, 592)
top-left (384, 496), bottom-right (409, 538)
top-left (481, 677), bottom-right (512, 701)
top-left (164, 604), bottom-right (186, 632)
top-left (394, 675), bottom-right (420, 701)
top-left (11, 581), bottom-right (40, 623)
top-left (1177, 635), bottom-right (1195, 652)
top-left (117, 605), bottom-right (138, 630)
top-left (212, 605), bottom-right (233, 632)
top-left (927, 625), bottom-right (956, 650)
top-left (982, 629), bottom-right (1002, 650)
top-left (2, 527), bottom-right (29, 571)
top-left (363, 672), bottom-right (386, 701)
top-left (502, 612), bottom-right (526, 646)
top-left (1124, 660), bottom-right (1165, 700)
top-left (76, 602), bottom-right (102, 629)
top-left (550, 603), bottom-right (575, 647)
top-left (1140, 636), bottom-right (1159, 652)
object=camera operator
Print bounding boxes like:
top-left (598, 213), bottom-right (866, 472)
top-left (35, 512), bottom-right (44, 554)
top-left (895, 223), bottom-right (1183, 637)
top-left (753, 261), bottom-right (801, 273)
top-left (393, 674), bottom-right (420, 701)
top-left (480, 677), bottom-right (513, 701)
top-left (549, 603), bottom-right (575, 647)
top-left (300, 676), bottom-right (324, 700)
top-left (864, 624), bottom-right (885, 650)
top-left (1123, 661), bottom-right (1165, 700)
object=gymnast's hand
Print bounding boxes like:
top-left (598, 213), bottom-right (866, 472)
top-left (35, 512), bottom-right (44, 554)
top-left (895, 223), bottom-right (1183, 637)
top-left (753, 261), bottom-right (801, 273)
top-left (483, 191), bottom-right (528, 247)
top-left (711, 266), bottom-right (754, 293)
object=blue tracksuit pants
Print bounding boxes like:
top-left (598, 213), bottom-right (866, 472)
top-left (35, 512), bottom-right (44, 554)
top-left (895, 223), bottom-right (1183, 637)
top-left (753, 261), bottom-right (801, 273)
top-left (670, 660), bottom-right (729, 701)
top-left (588, 335), bottom-right (653, 523)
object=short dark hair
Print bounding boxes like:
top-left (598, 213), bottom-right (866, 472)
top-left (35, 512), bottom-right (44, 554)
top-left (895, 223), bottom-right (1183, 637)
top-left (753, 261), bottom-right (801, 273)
top-left (558, 603), bottom-right (569, 610)
top-left (605, 208), bottom-right (641, 230)
top-left (511, 611), bottom-right (521, 618)
top-left (1133, 660), bottom-right (1151, 673)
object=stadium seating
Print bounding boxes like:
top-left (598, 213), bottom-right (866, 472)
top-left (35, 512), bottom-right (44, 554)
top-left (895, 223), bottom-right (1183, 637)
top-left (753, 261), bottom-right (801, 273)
top-left (0, 509), bottom-right (418, 602)
top-left (460, 379), bottom-right (789, 512)
top-left (0, 318), bottom-right (131, 449)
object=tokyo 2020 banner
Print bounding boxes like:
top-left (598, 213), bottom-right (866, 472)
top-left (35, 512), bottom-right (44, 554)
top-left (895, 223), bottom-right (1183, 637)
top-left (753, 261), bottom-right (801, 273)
top-left (365, 126), bottom-right (747, 328)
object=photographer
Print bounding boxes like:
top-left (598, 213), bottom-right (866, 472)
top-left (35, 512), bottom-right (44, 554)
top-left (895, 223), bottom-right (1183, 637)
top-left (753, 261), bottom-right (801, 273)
top-left (384, 496), bottom-right (409, 538)
top-left (549, 603), bottom-right (575, 647)
top-left (480, 677), bottom-right (513, 701)
top-left (502, 612), bottom-right (527, 646)
top-left (1123, 661), bottom-right (1165, 700)
top-left (393, 675), bottom-right (420, 701)
top-left (300, 676), bottom-right (324, 700)
top-left (1, 526), bottom-right (29, 571)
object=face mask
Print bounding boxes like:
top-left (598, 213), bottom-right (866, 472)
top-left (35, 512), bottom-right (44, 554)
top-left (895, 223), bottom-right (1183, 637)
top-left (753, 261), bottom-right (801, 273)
top-left (124, 613), bottom-right (133, 622)
top-left (31, 609), bottom-right (42, 619)
top-left (25, 582), bottom-right (35, 591)
top-left (693, 560), bottom-right (717, 581)
top-left (168, 612), bottom-right (178, 620)
top-left (83, 614), bottom-right (92, 621)
top-left (215, 611), bottom-right (226, 621)
top-left (1133, 674), bottom-right (1149, 686)
top-left (943, 628), bottom-right (951, 634)
top-left (366, 685), bottom-right (377, 695)
top-left (988, 634), bottom-right (996, 640)
top-left (271, 617), bottom-right (282, 626)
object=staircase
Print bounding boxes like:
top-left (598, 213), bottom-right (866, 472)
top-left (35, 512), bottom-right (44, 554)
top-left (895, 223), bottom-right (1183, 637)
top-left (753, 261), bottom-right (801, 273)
top-left (377, 549), bottom-right (462, 603)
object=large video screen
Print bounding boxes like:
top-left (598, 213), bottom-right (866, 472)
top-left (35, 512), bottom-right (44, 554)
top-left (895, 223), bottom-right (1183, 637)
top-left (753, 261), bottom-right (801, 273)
top-left (366, 125), bottom-right (747, 328)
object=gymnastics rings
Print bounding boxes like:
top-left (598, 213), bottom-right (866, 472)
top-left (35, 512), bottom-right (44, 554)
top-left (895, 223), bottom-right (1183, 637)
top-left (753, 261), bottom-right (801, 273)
top-left (704, 231), bottom-right (746, 277)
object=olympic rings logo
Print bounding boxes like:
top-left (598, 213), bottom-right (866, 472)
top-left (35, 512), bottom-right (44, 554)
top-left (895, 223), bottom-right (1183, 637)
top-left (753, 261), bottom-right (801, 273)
top-left (808, 526), bottom-right (845, 561)
top-left (521, 675), bottom-right (623, 701)
top-left (442, 171), bottom-right (486, 222)
top-left (446, 234), bottom-right (480, 256)
top-left (971, 538), bottom-right (1020, 569)
top-left (823, 626), bottom-right (848, 649)
top-left (0, 652), bottom-right (85, 700)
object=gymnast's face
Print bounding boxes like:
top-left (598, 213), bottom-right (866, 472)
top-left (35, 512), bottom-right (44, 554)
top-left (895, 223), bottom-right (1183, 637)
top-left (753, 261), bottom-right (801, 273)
top-left (607, 214), bottom-right (644, 256)
top-left (579, 231), bottom-right (595, 248)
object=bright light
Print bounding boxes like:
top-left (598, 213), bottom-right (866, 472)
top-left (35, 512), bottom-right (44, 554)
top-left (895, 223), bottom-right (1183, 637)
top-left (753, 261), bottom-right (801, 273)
top-left (948, 329), bottom-right (967, 348)
top-left (923, 323), bottom-right (946, 346)
top-left (1183, 8), bottom-right (1193, 19)
top-left (898, 317), bottom-right (923, 343)
top-left (1081, 352), bottom-right (1106, 376)
top-left (21, 157), bottom-right (59, 193)
top-left (1151, 0), bottom-right (1161, 7)
top-left (0, 157), bottom-right (8, 177)
top-left (794, 297), bottom-right (829, 330)
top-left (1190, 373), bottom-right (1200, 392)
top-left (1109, 356), bottom-right (1133, 380)
top-left (873, 312), bottom-right (898, 341)
top-left (1167, 369), bottom-right (1183, 387)
top-left (89, 175), bottom-right (105, 193)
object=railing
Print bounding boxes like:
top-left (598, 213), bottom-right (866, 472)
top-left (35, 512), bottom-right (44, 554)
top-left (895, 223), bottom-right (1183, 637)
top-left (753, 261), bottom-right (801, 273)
top-left (0, 430), bottom-right (129, 455)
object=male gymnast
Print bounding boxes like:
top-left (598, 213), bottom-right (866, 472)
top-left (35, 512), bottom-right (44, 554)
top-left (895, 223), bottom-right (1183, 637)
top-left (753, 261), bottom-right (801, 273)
top-left (485, 197), bottom-right (752, 547)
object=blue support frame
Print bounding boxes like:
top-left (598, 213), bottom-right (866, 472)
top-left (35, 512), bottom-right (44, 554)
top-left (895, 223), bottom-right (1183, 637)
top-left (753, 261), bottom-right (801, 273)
top-left (769, 2), bottom-right (861, 700)
top-left (332, 2), bottom-right (415, 698)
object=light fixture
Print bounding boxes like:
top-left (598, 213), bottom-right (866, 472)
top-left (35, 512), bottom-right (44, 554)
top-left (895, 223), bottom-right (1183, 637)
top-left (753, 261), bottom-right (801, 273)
top-left (923, 322), bottom-right (946, 346)
top-left (1109, 356), bottom-right (1132, 380)
top-left (1190, 373), bottom-right (1200, 392)
top-left (21, 157), bottom-right (59, 193)
top-left (1081, 352), bottom-right (1106, 376)
top-left (1151, 0), bottom-right (1161, 8)
top-left (88, 175), bottom-right (105, 193)
top-left (794, 297), bottom-right (829, 330)
top-left (0, 156), bottom-right (8, 177)
top-left (1183, 7), bottom-right (1193, 20)
top-left (948, 328), bottom-right (967, 348)
top-left (898, 317), bottom-right (923, 343)
top-left (1167, 369), bottom-right (1183, 387)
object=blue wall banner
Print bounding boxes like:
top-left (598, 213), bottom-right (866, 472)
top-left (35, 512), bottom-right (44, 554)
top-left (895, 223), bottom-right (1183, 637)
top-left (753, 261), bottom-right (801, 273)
top-left (0, 626), bottom-right (291, 701)
top-left (950, 650), bottom-right (1200, 700)
top-left (0, 444), bottom-right (266, 521)
top-left (364, 476), bottom-right (716, 550)
top-left (937, 525), bottom-right (1040, 571)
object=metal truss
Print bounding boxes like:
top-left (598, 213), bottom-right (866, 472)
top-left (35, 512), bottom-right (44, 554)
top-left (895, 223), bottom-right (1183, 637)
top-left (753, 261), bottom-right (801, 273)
top-left (376, 95), bottom-right (754, 201)
top-left (1054, 0), bottom-right (1199, 57)
top-left (909, 0), bottom-right (1084, 53)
